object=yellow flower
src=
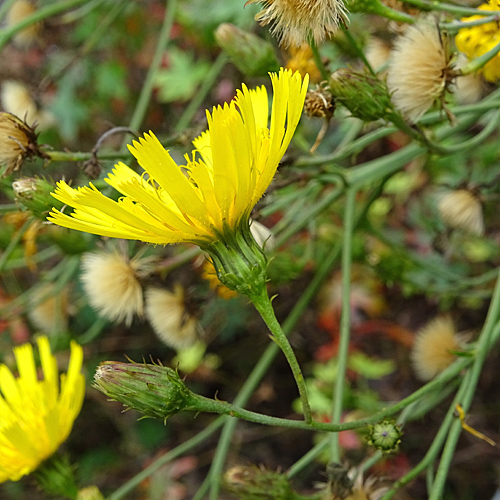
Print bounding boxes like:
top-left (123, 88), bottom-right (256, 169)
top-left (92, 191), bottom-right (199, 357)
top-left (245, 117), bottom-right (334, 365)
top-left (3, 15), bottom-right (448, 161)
top-left (455, 0), bottom-right (500, 82)
top-left (0, 337), bottom-right (85, 482)
top-left (48, 69), bottom-right (308, 248)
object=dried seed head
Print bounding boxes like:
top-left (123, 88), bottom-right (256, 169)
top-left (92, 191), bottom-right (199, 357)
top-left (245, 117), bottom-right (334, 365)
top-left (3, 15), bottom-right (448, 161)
top-left (247, 0), bottom-right (348, 47)
top-left (81, 251), bottom-right (150, 325)
top-left (438, 188), bottom-right (484, 235)
top-left (411, 316), bottom-right (463, 381)
top-left (0, 111), bottom-right (40, 176)
top-left (387, 21), bottom-right (455, 122)
top-left (7, 0), bottom-right (41, 47)
top-left (304, 86), bottom-right (335, 118)
top-left (145, 285), bottom-right (200, 350)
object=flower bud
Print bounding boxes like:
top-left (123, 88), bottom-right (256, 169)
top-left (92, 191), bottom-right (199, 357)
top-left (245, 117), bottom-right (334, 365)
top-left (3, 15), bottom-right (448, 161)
top-left (329, 69), bottom-right (393, 122)
top-left (0, 112), bottom-right (44, 176)
top-left (207, 223), bottom-right (268, 300)
top-left (13, 177), bottom-right (64, 219)
top-left (215, 23), bottom-right (279, 77)
top-left (224, 466), bottom-right (293, 500)
top-left (366, 419), bottom-right (403, 453)
top-left (77, 486), bottom-right (105, 500)
top-left (94, 361), bottom-right (196, 420)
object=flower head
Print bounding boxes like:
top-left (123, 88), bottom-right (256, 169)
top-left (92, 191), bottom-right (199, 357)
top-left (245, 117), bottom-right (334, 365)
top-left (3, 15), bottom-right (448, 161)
top-left (0, 337), bottom-right (85, 482)
top-left (455, 0), bottom-right (500, 82)
top-left (0, 111), bottom-right (39, 176)
top-left (6, 0), bottom-right (41, 47)
top-left (48, 69), bottom-right (308, 248)
top-left (438, 188), bottom-right (484, 235)
top-left (145, 285), bottom-right (201, 350)
top-left (81, 251), bottom-right (151, 326)
top-left (387, 21), bottom-right (454, 122)
top-left (246, 0), bottom-right (348, 47)
top-left (411, 316), bottom-right (463, 381)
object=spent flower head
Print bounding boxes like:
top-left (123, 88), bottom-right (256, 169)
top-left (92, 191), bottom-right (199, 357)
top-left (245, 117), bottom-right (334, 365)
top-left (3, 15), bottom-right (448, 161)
top-left (411, 316), bottom-right (464, 381)
top-left (145, 285), bottom-right (201, 350)
top-left (0, 112), bottom-right (41, 176)
top-left (438, 188), bottom-right (484, 236)
top-left (247, 0), bottom-right (348, 47)
top-left (387, 21), bottom-right (455, 122)
top-left (0, 337), bottom-right (85, 483)
top-left (80, 250), bottom-right (152, 326)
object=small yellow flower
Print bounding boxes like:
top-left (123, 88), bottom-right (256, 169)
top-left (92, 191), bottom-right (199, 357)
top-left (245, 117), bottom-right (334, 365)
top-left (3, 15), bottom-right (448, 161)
top-left (0, 337), bottom-right (85, 482)
top-left (48, 69), bottom-right (308, 248)
top-left (455, 0), bottom-right (500, 82)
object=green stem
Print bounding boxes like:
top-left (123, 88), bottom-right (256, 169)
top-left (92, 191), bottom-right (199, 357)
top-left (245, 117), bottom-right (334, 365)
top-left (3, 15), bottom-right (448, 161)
top-left (400, 0), bottom-right (500, 16)
top-left (251, 288), bottom-right (313, 424)
top-left (174, 53), bottom-right (228, 132)
top-left (106, 418), bottom-right (224, 500)
top-left (429, 272), bottom-right (500, 500)
top-left (441, 14), bottom-right (500, 32)
top-left (342, 29), bottom-right (376, 76)
top-left (124, 0), bottom-right (177, 142)
top-left (0, 0), bottom-right (17, 21)
top-left (309, 40), bottom-right (330, 81)
top-left (0, 216), bottom-right (32, 273)
top-left (329, 187), bottom-right (356, 462)
top-left (0, 0), bottom-right (89, 50)
top-left (459, 38), bottom-right (500, 76)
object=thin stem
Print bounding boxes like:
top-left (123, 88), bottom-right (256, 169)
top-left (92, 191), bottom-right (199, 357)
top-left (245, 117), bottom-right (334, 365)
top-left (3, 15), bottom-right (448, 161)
top-left (429, 272), bottom-right (500, 500)
top-left (287, 436), bottom-right (330, 478)
top-left (0, 0), bottom-right (89, 50)
top-left (0, 217), bottom-right (32, 273)
top-left (174, 53), bottom-right (228, 132)
top-left (251, 288), bottom-right (313, 424)
top-left (0, 0), bottom-right (17, 21)
top-left (329, 187), bottom-right (356, 462)
top-left (309, 41), bottom-right (330, 81)
top-left (106, 418), bottom-right (224, 500)
top-left (124, 0), bottom-right (177, 142)
top-left (400, 0), bottom-right (500, 16)
top-left (441, 14), bottom-right (500, 31)
top-left (459, 38), bottom-right (500, 76)
top-left (342, 29), bottom-right (376, 76)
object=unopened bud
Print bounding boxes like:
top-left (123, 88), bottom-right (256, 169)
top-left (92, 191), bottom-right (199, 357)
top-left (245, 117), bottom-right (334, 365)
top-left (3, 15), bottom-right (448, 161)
top-left (215, 23), bottom-right (279, 77)
top-left (224, 466), bottom-right (293, 500)
top-left (366, 419), bottom-right (403, 453)
top-left (77, 486), bottom-right (105, 500)
top-left (94, 361), bottom-right (196, 420)
top-left (329, 68), bottom-right (393, 122)
top-left (13, 177), bottom-right (63, 219)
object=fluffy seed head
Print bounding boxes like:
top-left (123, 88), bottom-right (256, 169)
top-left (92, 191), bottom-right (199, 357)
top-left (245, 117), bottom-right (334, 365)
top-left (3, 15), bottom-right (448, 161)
top-left (28, 283), bottom-right (70, 333)
top-left (145, 285), bottom-right (200, 350)
top-left (411, 316), bottom-right (462, 381)
top-left (81, 251), bottom-right (148, 326)
top-left (387, 21), bottom-right (453, 122)
top-left (438, 189), bottom-right (484, 235)
top-left (6, 0), bottom-right (41, 47)
top-left (247, 0), bottom-right (348, 47)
